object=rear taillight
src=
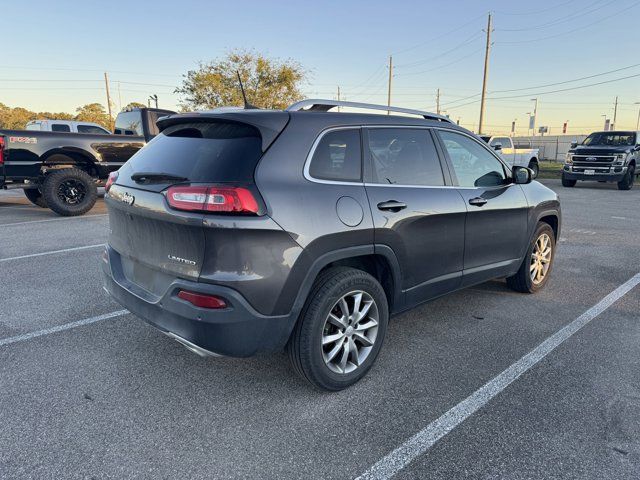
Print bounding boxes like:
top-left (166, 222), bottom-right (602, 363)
top-left (0, 137), bottom-right (5, 166)
top-left (166, 185), bottom-right (259, 214)
top-left (177, 290), bottom-right (227, 309)
top-left (105, 171), bottom-right (118, 193)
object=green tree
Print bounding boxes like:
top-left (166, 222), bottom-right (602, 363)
top-left (0, 106), bottom-right (36, 129)
top-left (75, 103), bottom-right (111, 129)
top-left (123, 102), bottom-right (146, 111)
top-left (176, 49), bottom-right (306, 110)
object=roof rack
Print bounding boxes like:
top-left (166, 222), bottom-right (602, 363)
top-left (286, 99), bottom-right (454, 124)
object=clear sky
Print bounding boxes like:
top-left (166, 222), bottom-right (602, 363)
top-left (2, 0), bottom-right (639, 135)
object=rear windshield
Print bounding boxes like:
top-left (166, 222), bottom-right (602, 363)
top-left (118, 121), bottom-right (262, 186)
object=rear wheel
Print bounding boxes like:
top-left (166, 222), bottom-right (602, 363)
top-left (507, 222), bottom-right (555, 293)
top-left (617, 165), bottom-right (635, 190)
top-left (287, 267), bottom-right (389, 391)
top-left (561, 173), bottom-right (576, 187)
top-left (23, 188), bottom-right (47, 208)
top-left (42, 168), bottom-right (97, 216)
top-left (528, 159), bottom-right (539, 179)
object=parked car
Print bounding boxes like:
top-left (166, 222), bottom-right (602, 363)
top-left (102, 99), bottom-right (561, 391)
top-left (562, 130), bottom-right (638, 190)
top-left (480, 135), bottom-right (540, 177)
top-left (0, 107), bottom-right (174, 215)
top-left (25, 119), bottom-right (111, 135)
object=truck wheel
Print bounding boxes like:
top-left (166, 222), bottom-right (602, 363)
top-left (561, 173), bottom-right (576, 187)
top-left (528, 160), bottom-right (539, 178)
top-left (617, 165), bottom-right (635, 190)
top-left (287, 267), bottom-right (389, 391)
top-left (42, 168), bottom-right (98, 216)
top-left (23, 188), bottom-right (48, 208)
top-left (507, 222), bottom-right (556, 294)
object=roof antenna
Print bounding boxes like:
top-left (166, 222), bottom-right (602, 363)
top-left (237, 71), bottom-right (258, 109)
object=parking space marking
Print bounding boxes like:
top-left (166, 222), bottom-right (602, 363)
top-left (0, 310), bottom-right (128, 348)
top-left (356, 272), bottom-right (640, 480)
top-left (0, 244), bottom-right (105, 262)
top-left (1, 214), bottom-right (107, 227)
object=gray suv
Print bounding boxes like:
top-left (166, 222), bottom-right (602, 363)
top-left (102, 100), bottom-right (561, 391)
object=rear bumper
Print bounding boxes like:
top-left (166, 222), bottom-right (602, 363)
top-left (101, 246), bottom-right (294, 357)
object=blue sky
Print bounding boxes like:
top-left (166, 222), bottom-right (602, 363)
top-left (2, 0), bottom-right (639, 134)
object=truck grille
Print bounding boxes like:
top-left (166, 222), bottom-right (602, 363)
top-left (572, 155), bottom-right (615, 166)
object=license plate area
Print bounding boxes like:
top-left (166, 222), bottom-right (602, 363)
top-left (584, 169), bottom-right (595, 175)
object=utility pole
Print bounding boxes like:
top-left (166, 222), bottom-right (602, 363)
top-left (104, 72), bottom-right (113, 130)
top-left (436, 88), bottom-right (441, 115)
top-left (612, 96), bottom-right (618, 130)
top-left (117, 82), bottom-right (122, 112)
top-left (531, 98), bottom-right (538, 136)
top-left (387, 55), bottom-right (393, 114)
top-left (337, 85), bottom-right (341, 112)
top-left (478, 12), bottom-right (492, 134)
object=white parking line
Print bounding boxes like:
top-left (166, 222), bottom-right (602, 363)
top-left (0, 310), bottom-right (128, 348)
top-left (1, 214), bottom-right (107, 227)
top-left (0, 244), bottom-right (105, 262)
top-left (355, 272), bottom-right (640, 480)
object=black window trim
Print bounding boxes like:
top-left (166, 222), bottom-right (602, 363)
top-left (363, 126), bottom-right (452, 188)
top-left (304, 126), bottom-right (364, 185)
top-left (433, 127), bottom-right (514, 189)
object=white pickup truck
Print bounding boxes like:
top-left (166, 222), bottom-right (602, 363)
top-left (480, 136), bottom-right (540, 178)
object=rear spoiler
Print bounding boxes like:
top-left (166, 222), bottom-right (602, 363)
top-left (156, 111), bottom-right (290, 152)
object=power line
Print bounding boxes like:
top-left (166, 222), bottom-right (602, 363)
top-left (494, 0), bottom-right (577, 16)
top-left (497, 0), bottom-right (614, 32)
top-left (395, 48), bottom-right (484, 77)
top-left (395, 31), bottom-right (483, 69)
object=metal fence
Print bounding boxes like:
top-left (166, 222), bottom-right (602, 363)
top-left (512, 135), bottom-right (587, 162)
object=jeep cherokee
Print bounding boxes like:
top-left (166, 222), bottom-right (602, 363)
top-left (102, 100), bottom-right (561, 391)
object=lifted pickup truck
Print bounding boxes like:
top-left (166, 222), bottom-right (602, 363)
top-left (0, 107), bottom-right (174, 215)
top-left (562, 130), bottom-right (638, 190)
top-left (480, 136), bottom-right (540, 178)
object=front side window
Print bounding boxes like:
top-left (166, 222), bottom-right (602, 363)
top-left (367, 128), bottom-right (444, 186)
top-left (51, 124), bottom-right (71, 132)
top-left (438, 130), bottom-right (507, 188)
top-left (309, 129), bottom-right (362, 182)
top-left (490, 137), bottom-right (510, 148)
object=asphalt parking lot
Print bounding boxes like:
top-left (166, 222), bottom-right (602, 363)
top-left (1, 180), bottom-right (639, 479)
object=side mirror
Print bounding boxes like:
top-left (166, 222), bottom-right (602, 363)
top-left (493, 143), bottom-right (503, 151)
top-left (513, 166), bottom-right (532, 184)
top-left (570, 141), bottom-right (578, 148)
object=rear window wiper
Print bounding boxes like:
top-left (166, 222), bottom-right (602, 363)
top-left (131, 172), bottom-right (189, 184)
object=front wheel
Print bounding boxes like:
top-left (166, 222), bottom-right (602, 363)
top-left (287, 267), bottom-right (389, 391)
top-left (561, 173), bottom-right (576, 187)
top-left (42, 168), bottom-right (98, 216)
top-left (617, 165), bottom-right (635, 190)
top-left (507, 222), bottom-right (556, 293)
top-left (23, 188), bottom-right (47, 208)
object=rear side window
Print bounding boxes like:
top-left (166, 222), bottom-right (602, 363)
top-left (308, 129), bottom-right (362, 182)
top-left (77, 125), bottom-right (109, 134)
top-left (51, 124), bottom-right (71, 132)
top-left (119, 121), bottom-right (262, 184)
top-left (367, 128), bottom-right (444, 186)
top-left (115, 111), bottom-right (143, 136)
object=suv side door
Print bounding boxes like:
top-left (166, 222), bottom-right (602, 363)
top-left (435, 129), bottom-right (529, 286)
top-left (363, 127), bottom-right (467, 306)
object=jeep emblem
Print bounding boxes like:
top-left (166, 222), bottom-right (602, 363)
top-left (121, 192), bottom-right (135, 206)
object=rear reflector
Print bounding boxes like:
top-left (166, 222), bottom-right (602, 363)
top-left (105, 171), bottom-right (118, 192)
top-left (177, 290), bottom-right (227, 309)
top-left (166, 185), bottom-right (259, 214)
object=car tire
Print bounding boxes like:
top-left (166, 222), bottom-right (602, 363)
top-left (286, 267), bottom-right (389, 391)
top-left (528, 160), bottom-right (539, 179)
top-left (507, 222), bottom-right (556, 294)
top-left (23, 188), bottom-right (48, 208)
top-left (617, 165), bottom-right (635, 190)
top-left (561, 173), bottom-right (576, 187)
top-left (42, 168), bottom-right (98, 216)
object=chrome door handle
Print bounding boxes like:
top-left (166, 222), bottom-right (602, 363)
top-left (377, 200), bottom-right (407, 212)
top-left (468, 197), bottom-right (487, 207)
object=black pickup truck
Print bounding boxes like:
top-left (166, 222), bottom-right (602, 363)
top-left (0, 107), bottom-right (174, 215)
top-left (562, 130), bottom-right (638, 190)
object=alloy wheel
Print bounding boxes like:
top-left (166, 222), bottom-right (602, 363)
top-left (530, 233), bottom-right (552, 285)
top-left (57, 179), bottom-right (86, 205)
top-left (321, 291), bottom-right (379, 374)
